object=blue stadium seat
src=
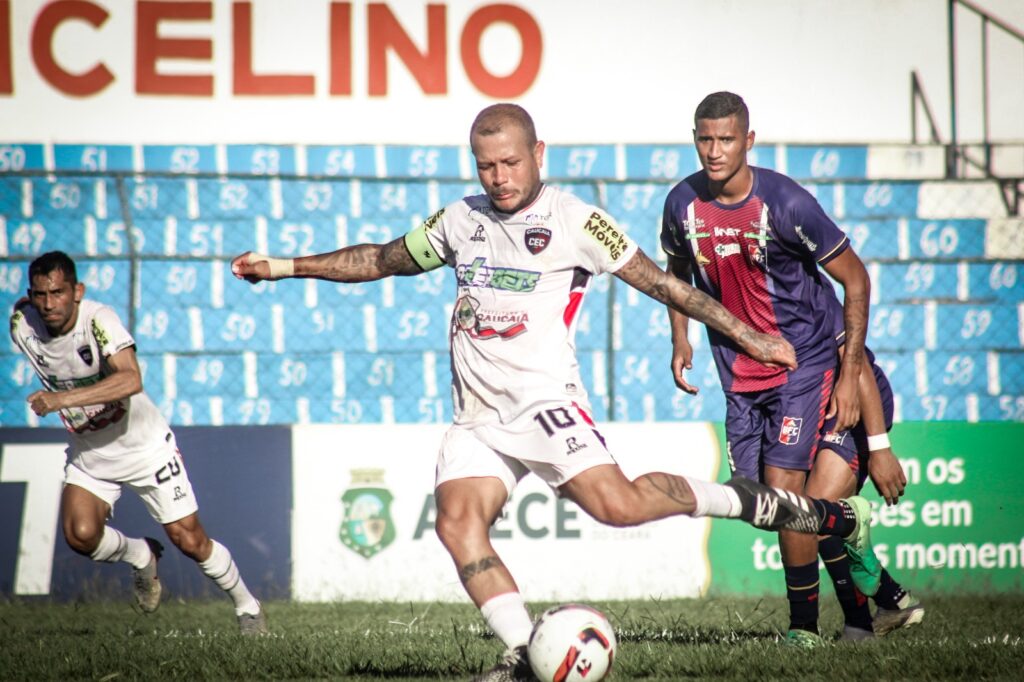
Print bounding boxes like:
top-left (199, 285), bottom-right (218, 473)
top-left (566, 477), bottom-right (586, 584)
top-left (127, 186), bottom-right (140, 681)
top-left (840, 181), bottom-right (922, 219)
top-left (31, 176), bottom-right (117, 219)
top-left (434, 181), bottom-right (484, 209)
top-left (872, 262), bottom-right (960, 302)
top-left (867, 304), bottom-right (926, 351)
top-left (278, 179), bottom-right (354, 219)
top-left (225, 145), bottom-right (297, 175)
top-left (602, 183), bottom-right (671, 255)
top-left (133, 307), bottom-right (194, 353)
top-left (156, 217), bottom-right (259, 257)
top-left (256, 353), bottom-right (335, 399)
top-left (545, 145), bottom-right (617, 179)
top-left (838, 219), bottom-right (901, 259)
top-left (195, 177), bottom-right (272, 219)
top-left (996, 352), bottom-right (1024, 394)
top-left (0, 143), bottom-right (46, 172)
top-left (53, 144), bottom-right (133, 172)
top-left (142, 145), bottom-right (217, 174)
top-left (924, 351), bottom-right (991, 394)
top-left (786, 146), bottom-right (868, 180)
top-left (871, 351), bottom-right (919, 397)
top-left (610, 349), bottom-right (723, 422)
top-left (975, 395), bottom-right (1024, 421)
top-left (623, 145), bottom-right (700, 181)
top-left (263, 218), bottom-right (346, 256)
top-left (121, 178), bottom-right (191, 220)
top-left (615, 292), bottom-right (671, 351)
top-left (136, 260), bottom-right (220, 307)
top-left (0, 177), bottom-right (25, 218)
top-left (383, 145), bottom-right (464, 178)
top-left (358, 180), bottom-right (430, 220)
top-left (171, 354), bottom-right (248, 402)
top-left (933, 303), bottom-right (1021, 350)
top-left (967, 262), bottom-right (1023, 302)
top-left (373, 305), bottom-right (449, 351)
top-left (305, 145), bottom-right (377, 177)
top-left (897, 393), bottom-right (972, 421)
top-left (905, 219), bottom-right (986, 259)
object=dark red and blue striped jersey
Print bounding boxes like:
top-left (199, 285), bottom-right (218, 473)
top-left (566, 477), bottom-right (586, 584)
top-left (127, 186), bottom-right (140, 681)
top-left (661, 167), bottom-right (848, 393)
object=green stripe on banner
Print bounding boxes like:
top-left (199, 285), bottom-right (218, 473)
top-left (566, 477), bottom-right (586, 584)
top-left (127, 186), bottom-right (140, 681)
top-left (706, 422), bottom-right (1024, 595)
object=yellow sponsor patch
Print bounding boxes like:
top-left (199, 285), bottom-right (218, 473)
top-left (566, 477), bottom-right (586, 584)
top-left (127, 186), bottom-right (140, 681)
top-left (583, 211), bottom-right (631, 261)
top-left (423, 207), bottom-right (445, 232)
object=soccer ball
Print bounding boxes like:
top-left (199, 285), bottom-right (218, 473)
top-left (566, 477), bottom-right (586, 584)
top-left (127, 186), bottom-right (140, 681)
top-left (527, 604), bottom-right (617, 682)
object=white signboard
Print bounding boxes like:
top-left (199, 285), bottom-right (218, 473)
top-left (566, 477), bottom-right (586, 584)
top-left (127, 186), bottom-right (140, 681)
top-left (291, 421), bottom-right (720, 602)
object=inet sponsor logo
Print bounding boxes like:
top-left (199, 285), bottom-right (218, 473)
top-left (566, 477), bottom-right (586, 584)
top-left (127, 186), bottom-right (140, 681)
top-left (779, 416), bottom-right (802, 445)
top-left (714, 226), bottom-right (743, 238)
top-left (583, 211), bottom-right (629, 260)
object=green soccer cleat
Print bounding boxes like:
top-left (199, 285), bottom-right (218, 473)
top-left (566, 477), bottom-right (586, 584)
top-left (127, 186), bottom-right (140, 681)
top-left (132, 537), bottom-right (163, 613)
top-left (873, 594), bottom-right (925, 636)
top-left (785, 628), bottom-right (826, 649)
top-left (842, 496), bottom-right (882, 597)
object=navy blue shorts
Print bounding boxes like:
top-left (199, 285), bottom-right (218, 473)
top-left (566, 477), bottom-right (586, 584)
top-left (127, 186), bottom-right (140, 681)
top-left (725, 367), bottom-right (841, 481)
top-left (819, 361), bottom-right (895, 492)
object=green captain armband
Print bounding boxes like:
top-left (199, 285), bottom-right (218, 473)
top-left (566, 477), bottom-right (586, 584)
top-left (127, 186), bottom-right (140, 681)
top-left (404, 221), bottom-right (445, 272)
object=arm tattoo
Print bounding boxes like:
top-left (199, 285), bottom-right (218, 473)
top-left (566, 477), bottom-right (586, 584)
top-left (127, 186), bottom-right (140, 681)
top-left (617, 250), bottom-right (749, 341)
top-left (298, 236), bottom-right (422, 282)
top-left (639, 473), bottom-right (694, 508)
top-left (458, 555), bottom-right (505, 585)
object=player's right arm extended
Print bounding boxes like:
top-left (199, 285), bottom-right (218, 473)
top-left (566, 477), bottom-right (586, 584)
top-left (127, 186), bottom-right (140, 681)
top-left (231, 235), bottom-right (430, 284)
top-left (665, 255), bottom-right (699, 394)
top-left (616, 249), bottom-right (797, 370)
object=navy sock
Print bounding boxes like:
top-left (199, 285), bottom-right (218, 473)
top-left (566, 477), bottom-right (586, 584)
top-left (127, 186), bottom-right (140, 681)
top-left (784, 560), bottom-right (820, 633)
top-left (812, 498), bottom-right (857, 537)
top-left (819, 536), bottom-right (872, 631)
top-left (873, 569), bottom-right (909, 610)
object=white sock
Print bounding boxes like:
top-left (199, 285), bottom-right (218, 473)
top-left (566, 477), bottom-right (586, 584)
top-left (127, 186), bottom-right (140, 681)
top-left (684, 477), bottom-right (741, 518)
top-left (198, 540), bottom-right (260, 616)
top-left (89, 527), bottom-right (152, 569)
top-left (480, 592), bottom-right (533, 650)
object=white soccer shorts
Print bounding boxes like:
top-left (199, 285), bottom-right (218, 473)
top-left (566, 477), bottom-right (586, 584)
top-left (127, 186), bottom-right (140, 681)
top-left (435, 402), bottom-right (617, 496)
top-left (64, 443), bottom-right (199, 524)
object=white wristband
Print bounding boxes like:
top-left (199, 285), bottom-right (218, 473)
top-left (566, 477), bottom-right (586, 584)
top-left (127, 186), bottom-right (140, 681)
top-left (247, 252), bottom-right (294, 279)
top-left (866, 433), bottom-right (891, 452)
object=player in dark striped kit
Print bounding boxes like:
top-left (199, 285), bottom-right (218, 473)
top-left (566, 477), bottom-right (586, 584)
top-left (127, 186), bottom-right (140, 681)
top-left (661, 91), bottom-right (878, 646)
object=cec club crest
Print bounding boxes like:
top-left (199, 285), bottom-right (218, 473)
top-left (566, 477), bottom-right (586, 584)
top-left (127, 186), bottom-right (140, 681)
top-left (339, 468), bottom-right (396, 559)
top-left (524, 227), bottom-right (551, 255)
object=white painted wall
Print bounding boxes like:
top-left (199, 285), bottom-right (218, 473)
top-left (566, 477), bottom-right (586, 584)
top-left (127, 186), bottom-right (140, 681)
top-left (1, 0), bottom-right (1021, 144)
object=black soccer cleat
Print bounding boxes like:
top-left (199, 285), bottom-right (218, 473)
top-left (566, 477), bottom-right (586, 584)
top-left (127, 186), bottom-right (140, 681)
top-left (471, 645), bottom-right (536, 682)
top-left (724, 476), bottom-right (821, 533)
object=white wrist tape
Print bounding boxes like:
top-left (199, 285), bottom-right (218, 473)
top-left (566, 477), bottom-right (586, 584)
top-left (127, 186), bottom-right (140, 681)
top-left (246, 252), bottom-right (294, 278)
top-left (867, 433), bottom-right (891, 451)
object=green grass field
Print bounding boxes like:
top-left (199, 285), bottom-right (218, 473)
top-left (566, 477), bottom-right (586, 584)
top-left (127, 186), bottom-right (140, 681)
top-left (2, 595), bottom-right (1023, 680)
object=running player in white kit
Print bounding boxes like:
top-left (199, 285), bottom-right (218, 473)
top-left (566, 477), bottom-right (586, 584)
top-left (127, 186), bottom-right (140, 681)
top-left (10, 251), bottom-right (267, 635)
top-left (231, 104), bottom-right (872, 680)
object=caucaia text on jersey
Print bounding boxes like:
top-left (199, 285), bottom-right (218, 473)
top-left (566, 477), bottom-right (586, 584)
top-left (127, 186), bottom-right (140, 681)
top-left (456, 257), bottom-right (541, 292)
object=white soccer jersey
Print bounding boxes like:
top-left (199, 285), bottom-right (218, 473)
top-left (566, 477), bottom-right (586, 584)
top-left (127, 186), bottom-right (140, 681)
top-left (406, 185), bottom-right (639, 430)
top-left (10, 299), bottom-right (173, 480)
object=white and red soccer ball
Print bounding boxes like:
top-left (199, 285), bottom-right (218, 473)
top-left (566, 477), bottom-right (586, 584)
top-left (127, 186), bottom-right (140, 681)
top-left (528, 604), bottom-right (617, 682)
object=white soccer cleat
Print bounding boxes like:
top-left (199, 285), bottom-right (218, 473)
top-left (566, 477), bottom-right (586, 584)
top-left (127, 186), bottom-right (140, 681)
top-left (132, 537), bottom-right (163, 613)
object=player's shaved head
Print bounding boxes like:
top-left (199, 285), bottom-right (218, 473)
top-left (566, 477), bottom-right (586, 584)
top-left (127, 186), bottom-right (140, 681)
top-left (470, 103), bottom-right (538, 148)
top-left (695, 91), bottom-right (749, 134)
